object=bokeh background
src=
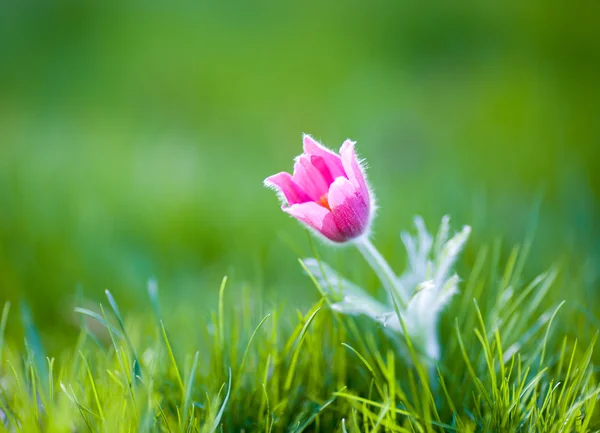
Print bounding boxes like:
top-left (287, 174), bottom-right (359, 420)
top-left (1, 2), bottom-right (599, 344)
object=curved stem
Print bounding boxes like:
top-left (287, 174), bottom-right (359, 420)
top-left (355, 237), bottom-right (408, 309)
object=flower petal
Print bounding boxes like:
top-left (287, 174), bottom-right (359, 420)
top-left (310, 155), bottom-right (334, 185)
top-left (303, 134), bottom-right (346, 179)
top-left (284, 202), bottom-right (344, 242)
top-left (340, 139), bottom-right (369, 201)
top-left (291, 155), bottom-right (330, 201)
top-left (328, 176), bottom-right (370, 240)
top-left (264, 172), bottom-right (310, 205)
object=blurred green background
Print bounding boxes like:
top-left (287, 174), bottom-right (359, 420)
top-left (1, 2), bottom-right (599, 341)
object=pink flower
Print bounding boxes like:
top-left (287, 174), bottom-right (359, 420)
top-left (265, 134), bottom-right (374, 243)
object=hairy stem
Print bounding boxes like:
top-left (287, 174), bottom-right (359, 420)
top-left (355, 237), bottom-right (408, 309)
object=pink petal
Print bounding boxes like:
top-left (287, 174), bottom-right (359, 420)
top-left (264, 172), bottom-right (310, 205)
top-left (302, 134), bottom-right (346, 179)
top-left (310, 155), bottom-right (334, 185)
top-left (339, 140), bottom-right (369, 202)
top-left (291, 155), bottom-right (330, 201)
top-left (283, 202), bottom-right (344, 242)
top-left (328, 177), bottom-right (370, 240)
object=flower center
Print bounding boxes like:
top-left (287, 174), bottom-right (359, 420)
top-left (318, 194), bottom-right (331, 210)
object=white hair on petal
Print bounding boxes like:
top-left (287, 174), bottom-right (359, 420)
top-left (263, 177), bottom-right (290, 207)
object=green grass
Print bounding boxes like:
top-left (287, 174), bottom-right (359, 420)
top-left (0, 238), bottom-right (598, 432)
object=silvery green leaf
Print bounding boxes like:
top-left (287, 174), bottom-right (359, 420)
top-left (434, 224), bottom-right (471, 289)
top-left (331, 295), bottom-right (388, 320)
top-left (433, 215), bottom-right (450, 257)
top-left (303, 259), bottom-right (391, 322)
top-left (399, 216), bottom-right (470, 298)
top-left (401, 280), bottom-right (448, 361)
top-left (403, 281), bottom-right (439, 333)
top-left (399, 216), bottom-right (433, 291)
top-left (437, 274), bottom-right (460, 309)
top-left (303, 258), bottom-right (372, 300)
top-left (404, 275), bottom-right (458, 327)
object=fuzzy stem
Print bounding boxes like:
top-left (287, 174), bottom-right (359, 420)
top-left (355, 237), bottom-right (408, 309)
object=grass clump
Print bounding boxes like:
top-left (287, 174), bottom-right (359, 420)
top-left (0, 241), bottom-right (598, 432)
